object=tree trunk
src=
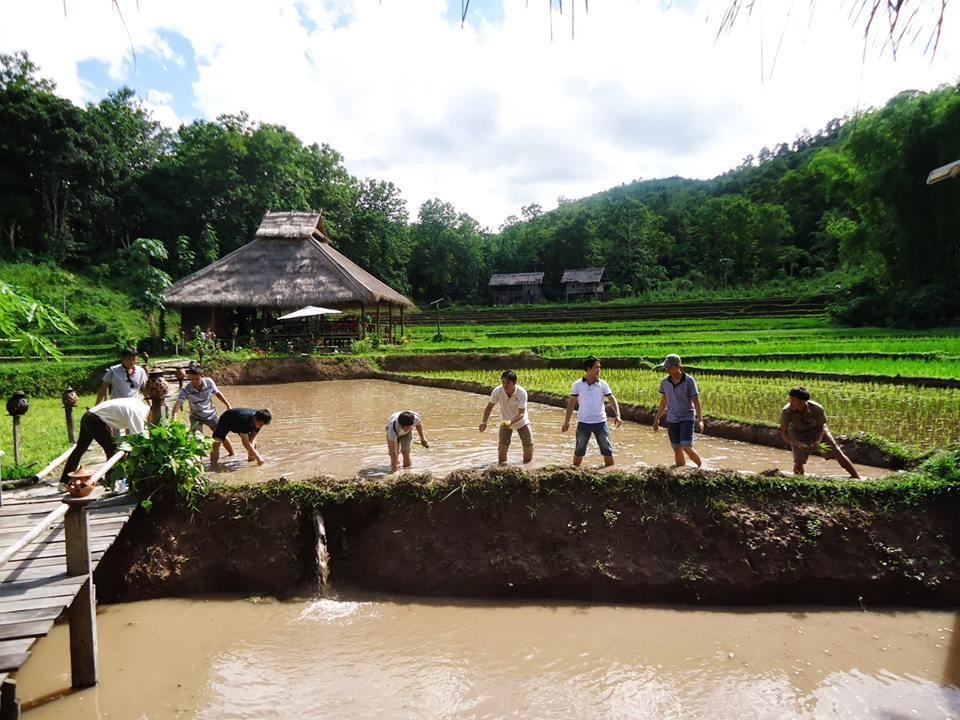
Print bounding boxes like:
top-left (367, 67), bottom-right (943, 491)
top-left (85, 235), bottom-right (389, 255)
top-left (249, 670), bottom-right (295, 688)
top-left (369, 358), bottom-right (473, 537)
top-left (6, 220), bottom-right (16, 254)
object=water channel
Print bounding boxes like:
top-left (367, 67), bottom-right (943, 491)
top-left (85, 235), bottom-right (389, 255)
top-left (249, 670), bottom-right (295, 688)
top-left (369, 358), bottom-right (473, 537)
top-left (199, 379), bottom-right (888, 481)
top-left (17, 592), bottom-right (960, 719)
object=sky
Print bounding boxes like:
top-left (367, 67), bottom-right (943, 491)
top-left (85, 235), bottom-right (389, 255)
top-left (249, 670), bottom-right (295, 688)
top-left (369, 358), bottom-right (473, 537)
top-left (1, 0), bottom-right (957, 229)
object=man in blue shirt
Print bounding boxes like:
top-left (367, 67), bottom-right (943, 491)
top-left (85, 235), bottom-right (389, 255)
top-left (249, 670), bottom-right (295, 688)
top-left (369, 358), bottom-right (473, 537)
top-left (653, 354), bottom-right (704, 468)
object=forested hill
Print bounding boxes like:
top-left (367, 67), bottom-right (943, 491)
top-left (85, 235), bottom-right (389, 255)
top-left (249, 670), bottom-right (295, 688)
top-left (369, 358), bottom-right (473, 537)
top-left (1, 49), bottom-right (958, 327)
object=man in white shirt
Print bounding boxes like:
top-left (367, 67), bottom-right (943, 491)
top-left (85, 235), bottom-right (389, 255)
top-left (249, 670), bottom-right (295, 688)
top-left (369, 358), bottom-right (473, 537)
top-left (95, 347), bottom-right (147, 404)
top-left (562, 355), bottom-right (623, 467)
top-left (479, 370), bottom-right (533, 464)
top-left (60, 397), bottom-right (154, 483)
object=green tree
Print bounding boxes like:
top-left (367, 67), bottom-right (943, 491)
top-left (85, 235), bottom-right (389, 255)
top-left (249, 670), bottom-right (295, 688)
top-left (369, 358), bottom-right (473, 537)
top-left (127, 237), bottom-right (172, 337)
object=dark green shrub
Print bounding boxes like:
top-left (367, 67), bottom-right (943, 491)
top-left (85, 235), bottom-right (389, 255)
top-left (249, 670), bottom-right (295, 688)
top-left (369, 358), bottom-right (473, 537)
top-left (117, 421), bottom-right (213, 512)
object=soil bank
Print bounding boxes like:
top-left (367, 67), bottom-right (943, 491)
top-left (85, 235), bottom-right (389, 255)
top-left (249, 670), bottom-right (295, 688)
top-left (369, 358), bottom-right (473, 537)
top-left (96, 467), bottom-right (960, 607)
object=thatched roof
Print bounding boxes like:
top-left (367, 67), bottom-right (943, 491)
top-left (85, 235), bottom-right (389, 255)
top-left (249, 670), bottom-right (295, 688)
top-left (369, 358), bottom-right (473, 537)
top-left (488, 272), bottom-right (544, 287)
top-left (164, 211), bottom-right (414, 309)
top-left (561, 267), bottom-right (607, 284)
top-left (254, 211), bottom-right (330, 240)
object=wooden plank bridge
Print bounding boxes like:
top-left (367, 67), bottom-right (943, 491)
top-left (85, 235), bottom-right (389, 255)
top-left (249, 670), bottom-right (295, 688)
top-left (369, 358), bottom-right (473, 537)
top-left (0, 454), bottom-right (138, 718)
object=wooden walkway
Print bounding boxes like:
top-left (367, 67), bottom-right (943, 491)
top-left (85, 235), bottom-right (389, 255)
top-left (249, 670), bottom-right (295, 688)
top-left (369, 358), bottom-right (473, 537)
top-left (0, 482), bottom-right (137, 708)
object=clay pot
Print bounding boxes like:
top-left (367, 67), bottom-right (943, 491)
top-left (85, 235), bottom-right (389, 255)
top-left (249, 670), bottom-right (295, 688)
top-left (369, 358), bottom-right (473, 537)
top-left (65, 467), bottom-right (98, 497)
top-left (6, 391), bottom-right (28, 417)
top-left (144, 370), bottom-right (169, 400)
top-left (62, 387), bottom-right (79, 408)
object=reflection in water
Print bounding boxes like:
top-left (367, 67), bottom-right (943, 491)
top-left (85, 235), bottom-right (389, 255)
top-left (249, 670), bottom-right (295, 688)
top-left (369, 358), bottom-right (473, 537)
top-left (208, 380), bottom-right (888, 482)
top-left (15, 593), bottom-right (960, 719)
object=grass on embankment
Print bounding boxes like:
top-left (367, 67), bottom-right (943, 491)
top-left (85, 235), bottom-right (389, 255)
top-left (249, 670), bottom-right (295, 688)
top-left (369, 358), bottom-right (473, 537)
top-left (229, 446), bottom-right (960, 514)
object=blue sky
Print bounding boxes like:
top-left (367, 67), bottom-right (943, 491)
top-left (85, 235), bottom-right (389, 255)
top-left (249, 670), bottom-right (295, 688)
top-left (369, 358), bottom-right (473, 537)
top-left (2, 0), bottom-right (956, 227)
top-left (78, 29), bottom-right (199, 121)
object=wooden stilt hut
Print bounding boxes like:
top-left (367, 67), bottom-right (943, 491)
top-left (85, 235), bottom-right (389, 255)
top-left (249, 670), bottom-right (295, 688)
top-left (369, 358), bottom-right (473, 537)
top-left (163, 211), bottom-right (415, 347)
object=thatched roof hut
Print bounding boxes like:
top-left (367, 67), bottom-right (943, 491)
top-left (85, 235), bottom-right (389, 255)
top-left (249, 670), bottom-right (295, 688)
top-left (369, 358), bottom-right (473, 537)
top-left (164, 211), bottom-right (414, 342)
top-left (488, 272), bottom-right (544, 305)
top-left (560, 267), bottom-right (608, 302)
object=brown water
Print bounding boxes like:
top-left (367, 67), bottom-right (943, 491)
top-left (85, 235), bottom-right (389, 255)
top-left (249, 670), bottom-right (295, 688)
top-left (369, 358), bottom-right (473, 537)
top-left (17, 592), bottom-right (960, 719)
top-left (205, 380), bottom-right (888, 482)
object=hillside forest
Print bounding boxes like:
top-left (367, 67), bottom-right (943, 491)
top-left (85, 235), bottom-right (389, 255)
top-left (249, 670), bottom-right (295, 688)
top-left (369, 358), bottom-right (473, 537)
top-left (1, 51), bottom-right (959, 330)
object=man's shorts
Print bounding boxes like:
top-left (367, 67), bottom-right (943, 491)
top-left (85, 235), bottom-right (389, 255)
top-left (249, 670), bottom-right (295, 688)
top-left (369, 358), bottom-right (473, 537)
top-left (387, 431), bottom-right (414, 454)
top-left (666, 420), bottom-right (695, 449)
top-left (498, 424), bottom-right (534, 449)
top-left (575, 421), bottom-right (612, 457)
top-left (190, 414), bottom-right (218, 433)
top-left (789, 429), bottom-right (838, 465)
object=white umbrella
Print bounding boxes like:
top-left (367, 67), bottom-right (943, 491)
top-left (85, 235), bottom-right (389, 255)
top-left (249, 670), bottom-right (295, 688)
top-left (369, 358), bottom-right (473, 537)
top-left (278, 306), bottom-right (343, 320)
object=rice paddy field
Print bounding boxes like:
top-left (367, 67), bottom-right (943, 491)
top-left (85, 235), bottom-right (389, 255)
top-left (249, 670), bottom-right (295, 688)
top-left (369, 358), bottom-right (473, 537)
top-left (391, 314), bottom-right (960, 452)
top-left (396, 317), bottom-right (960, 378)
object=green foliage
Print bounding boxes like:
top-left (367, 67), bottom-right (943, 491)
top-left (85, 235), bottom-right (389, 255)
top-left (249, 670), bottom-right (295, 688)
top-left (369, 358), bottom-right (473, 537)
top-left (0, 358), bottom-right (105, 396)
top-left (1, 52), bottom-right (957, 323)
top-left (0, 279), bottom-right (76, 358)
top-left (349, 336), bottom-right (380, 354)
top-left (917, 448), bottom-right (960, 484)
top-left (0, 262), bottom-right (148, 345)
top-left (118, 421), bottom-right (213, 512)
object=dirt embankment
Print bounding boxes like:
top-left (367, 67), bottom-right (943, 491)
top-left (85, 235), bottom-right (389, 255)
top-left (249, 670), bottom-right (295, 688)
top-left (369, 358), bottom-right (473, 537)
top-left (95, 493), bottom-right (316, 602)
top-left (96, 469), bottom-right (960, 607)
top-left (211, 356), bottom-right (377, 385)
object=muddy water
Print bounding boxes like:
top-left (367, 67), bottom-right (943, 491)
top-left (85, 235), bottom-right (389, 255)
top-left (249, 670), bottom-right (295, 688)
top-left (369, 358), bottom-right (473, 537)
top-left (207, 380), bottom-right (887, 482)
top-left (17, 592), bottom-right (960, 719)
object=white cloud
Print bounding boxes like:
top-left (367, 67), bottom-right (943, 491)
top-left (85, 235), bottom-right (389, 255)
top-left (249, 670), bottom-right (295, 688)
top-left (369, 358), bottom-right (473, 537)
top-left (0, 0), bottom-right (957, 228)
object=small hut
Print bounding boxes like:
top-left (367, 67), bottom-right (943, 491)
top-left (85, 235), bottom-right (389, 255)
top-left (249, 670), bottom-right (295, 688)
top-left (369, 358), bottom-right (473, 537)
top-left (163, 211), bottom-right (415, 346)
top-left (561, 267), bottom-right (608, 302)
top-left (488, 272), bottom-right (545, 305)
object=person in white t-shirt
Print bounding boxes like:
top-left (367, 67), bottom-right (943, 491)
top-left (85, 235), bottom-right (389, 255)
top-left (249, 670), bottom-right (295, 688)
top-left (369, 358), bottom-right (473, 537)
top-left (479, 370), bottom-right (533, 464)
top-left (60, 397), bottom-right (155, 483)
top-left (385, 410), bottom-right (429, 471)
top-left (562, 355), bottom-right (623, 467)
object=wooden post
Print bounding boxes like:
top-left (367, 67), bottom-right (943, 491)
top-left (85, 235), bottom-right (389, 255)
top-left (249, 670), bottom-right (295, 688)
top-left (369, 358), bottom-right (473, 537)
top-left (359, 304), bottom-right (365, 339)
top-left (375, 304), bottom-right (381, 339)
top-left (388, 305), bottom-right (394, 344)
top-left (11, 417), bottom-right (20, 466)
top-left (400, 306), bottom-right (405, 338)
top-left (64, 406), bottom-right (75, 444)
top-left (63, 492), bottom-right (100, 688)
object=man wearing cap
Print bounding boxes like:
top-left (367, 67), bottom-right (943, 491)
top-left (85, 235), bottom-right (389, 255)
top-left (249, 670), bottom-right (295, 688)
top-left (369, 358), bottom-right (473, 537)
top-left (96, 346), bottom-right (147, 404)
top-left (653, 354), bottom-right (704, 468)
top-left (562, 355), bottom-right (623, 467)
top-left (779, 386), bottom-right (860, 478)
top-left (171, 364), bottom-right (235, 455)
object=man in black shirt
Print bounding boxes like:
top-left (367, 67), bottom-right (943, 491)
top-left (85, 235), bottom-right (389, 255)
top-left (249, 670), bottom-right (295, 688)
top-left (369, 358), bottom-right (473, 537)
top-left (211, 408), bottom-right (272, 466)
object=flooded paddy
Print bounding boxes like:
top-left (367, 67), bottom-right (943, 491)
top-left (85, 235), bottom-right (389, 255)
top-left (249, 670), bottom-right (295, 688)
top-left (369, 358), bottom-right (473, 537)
top-left (207, 379), bottom-right (887, 482)
top-left (17, 592), bottom-right (960, 719)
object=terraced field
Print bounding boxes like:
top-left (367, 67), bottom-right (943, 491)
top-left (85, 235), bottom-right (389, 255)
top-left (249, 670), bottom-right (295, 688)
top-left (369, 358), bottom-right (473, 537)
top-left (397, 316), bottom-right (960, 381)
